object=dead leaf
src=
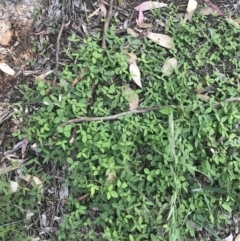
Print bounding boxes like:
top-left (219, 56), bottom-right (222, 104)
top-left (123, 85), bottom-right (139, 110)
top-left (204, 0), bottom-right (223, 16)
top-left (127, 28), bottom-right (139, 38)
top-left (184, 0), bottom-right (198, 22)
top-left (87, 8), bottom-right (100, 19)
top-left (0, 63), bottom-right (15, 75)
top-left (99, 3), bottom-right (107, 17)
top-left (129, 60), bottom-right (142, 88)
top-left (137, 21), bottom-right (151, 28)
top-left (224, 233), bottom-right (233, 241)
top-left (147, 32), bottom-right (174, 49)
top-left (72, 78), bottom-right (79, 87)
top-left (196, 6), bottom-right (213, 15)
top-left (21, 138), bottom-right (28, 159)
top-left (235, 233), bottom-right (240, 241)
top-left (161, 58), bottom-right (178, 76)
top-left (134, 1), bottom-right (168, 24)
top-left (134, 1), bottom-right (168, 11)
top-left (22, 175), bottom-right (43, 193)
top-left (10, 181), bottom-right (19, 193)
top-left (35, 70), bottom-right (54, 80)
top-left (77, 193), bottom-right (90, 201)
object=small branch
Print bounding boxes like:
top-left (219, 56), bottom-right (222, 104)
top-left (60, 106), bottom-right (160, 126)
top-left (52, 3), bottom-right (66, 88)
top-left (102, 0), bottom-right (114, 49)
top-left (59, 96), bottom-right (240, 127)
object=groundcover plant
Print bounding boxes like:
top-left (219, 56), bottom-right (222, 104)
top-left (1, 2), bottom-right (240, 241)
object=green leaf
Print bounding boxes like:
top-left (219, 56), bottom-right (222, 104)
top-left (222, 203), bottom-right (232, 213)
top-left (111, 191), bottom-right (118, 198)
top-left (129, 234), bottom-right (135, 241)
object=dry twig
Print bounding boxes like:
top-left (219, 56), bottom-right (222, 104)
top-left (102, 0), bottom-right (114, 48)
top-left (52, 2), bottom-right (67, 88)
top-left (59, 96), bottom-right (240, 126)
top-left (60, 106), bottom-right (160, 126)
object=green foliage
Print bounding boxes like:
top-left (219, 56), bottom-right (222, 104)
top-left (9, 9), bottom-right (240, 241)
top-left (0, 174), bottom-right (42, 241)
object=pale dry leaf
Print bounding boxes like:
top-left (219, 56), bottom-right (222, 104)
top-left (184, 0), bottom-right (198, 22)
top-left (123, 85), bottom-right (139, 110)
top-left (235, 233), bottom-right (240, 241)
top-left (134, 1), bottom-right (167, 24)
top-left (0, 63), bottom-right (15, 75)
top-left (134, 1), bottom-right (168, 11)
top-left (224, 233), bottom-right (233, 241)
top-left (99, 3), bottom-right (107, 18)
top-left (10, 180), bottom-right (19, 193)
top-left (129, 60), bottom-right (142, 88)
top-left (127, 28), bottom-right (139, 38)
top-left (197, 6), bottom-right (213, 15)
top-left (161, 58), bottom-right (178, 76)
top-left (23, 175), bottom-right (43, 193)
top-left (147, 32), bottom-right (174, 49)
